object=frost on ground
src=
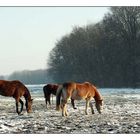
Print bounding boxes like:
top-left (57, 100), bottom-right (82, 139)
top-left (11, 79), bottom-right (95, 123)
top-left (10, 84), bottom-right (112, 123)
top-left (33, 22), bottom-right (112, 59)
top-left (0, 93), bottom-right (140, 134)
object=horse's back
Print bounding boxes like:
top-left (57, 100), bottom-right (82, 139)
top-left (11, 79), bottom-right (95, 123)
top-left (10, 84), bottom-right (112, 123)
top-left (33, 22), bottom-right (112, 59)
top-left (63, 82), bottom-right (76, 89)
top-left (43, 84), bottom-right (59, 96)
top-left (0, 80), bottom-right (28, 97)
top-left (75, 83), bottom-right (92, 98)
top-left (62, 82), bottom-right (90, 91)
top-left (76, 82), bottom-right (92, 92)
top-left (62, 82), bottom-right (96, 100)
top-left (3, 80), bottom-right (26, 87)
top-left (10, 80), bottom-right (28, 91)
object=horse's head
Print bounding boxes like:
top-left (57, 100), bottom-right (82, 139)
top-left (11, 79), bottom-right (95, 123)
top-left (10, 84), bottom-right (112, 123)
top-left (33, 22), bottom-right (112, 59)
top-left (95, 99), bottom-right (103, 114)
top-left (26, 99), bottom-right (33, 113)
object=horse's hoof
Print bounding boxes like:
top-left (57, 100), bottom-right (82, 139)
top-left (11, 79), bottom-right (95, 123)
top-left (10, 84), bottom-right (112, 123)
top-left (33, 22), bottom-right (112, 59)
top-left (85, 112), bottom-right (88, 115)
top-left (18, 113), bottom-right (23, 116)
top-left (56, 107), bottom-right (61, 111)
top-left (62, 114), bottom-right (66, 117)
top-left (65, 113), bottom-right (69, 116)
top-left (92, 112), bottom-right (95, 114)
top-left (74, 107), bottom-right (77, 109)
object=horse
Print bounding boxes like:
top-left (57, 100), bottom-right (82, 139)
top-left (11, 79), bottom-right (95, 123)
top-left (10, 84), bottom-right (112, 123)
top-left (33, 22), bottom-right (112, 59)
top-left (43, 84), bottom-right (58, 109)
top-left (43, 83), bottom-right (76, 110)
top-left (56, 82), bottom-right (103, 116)
top-left (0, 80), bottom-right (33, 115)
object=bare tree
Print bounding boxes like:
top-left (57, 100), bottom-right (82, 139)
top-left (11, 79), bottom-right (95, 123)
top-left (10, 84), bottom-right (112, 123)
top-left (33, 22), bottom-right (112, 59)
top-left (110, 7), bottom-right (140, 87)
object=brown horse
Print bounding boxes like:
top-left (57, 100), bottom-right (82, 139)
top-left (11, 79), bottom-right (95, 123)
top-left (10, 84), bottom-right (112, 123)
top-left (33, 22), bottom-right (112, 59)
top-left (0, 80), bottom-right (33, 115)
top-left (43, 83), bottom-right (76, 109)
top-left (56, 82), bottom-right (103, 116)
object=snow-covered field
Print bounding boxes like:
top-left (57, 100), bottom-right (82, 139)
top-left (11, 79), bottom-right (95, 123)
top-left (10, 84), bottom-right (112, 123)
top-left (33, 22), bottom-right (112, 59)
top-left (0, 85), bottom-right (140, 134)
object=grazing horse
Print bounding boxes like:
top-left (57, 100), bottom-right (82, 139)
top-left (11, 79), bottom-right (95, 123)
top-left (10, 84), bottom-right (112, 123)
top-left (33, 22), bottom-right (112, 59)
top-left (0, 80), bottom-right (33, 115)
top-left (43, 83), bottom-right (76, 109)
top-left (56, 82), bottom-right (103, 116)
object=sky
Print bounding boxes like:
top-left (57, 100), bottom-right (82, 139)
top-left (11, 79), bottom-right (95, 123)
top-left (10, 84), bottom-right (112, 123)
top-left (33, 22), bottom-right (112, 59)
top-left (0, 7), bottom-right (109, 76)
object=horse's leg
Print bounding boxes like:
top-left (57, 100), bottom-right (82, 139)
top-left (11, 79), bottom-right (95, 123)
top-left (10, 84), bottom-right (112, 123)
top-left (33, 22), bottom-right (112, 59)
top-left (48, 94), bottom-right (51, 108)
top-left (63, 103), bottom-right (68, 116)
top-left (61, 100), bottom-right (65, 116)
top-left (89, 102), bottom-right (95, 114)
top-left (71, 98), bottom-right (77, 109)
top-left (51, 94), bottom-right (53, 105)
top-left (64, 103), bottom-right (69, 116)
top-left (25, 98), bottom-right (28, 111)
top-left (85, 99), bottom-right (90, 115)
top-left (45, 94), bottom-right (51, 109)
top-left (50, 94), bottom-right (53, 109)
top-left (45, 98), bottom-right (48, 109)
top-left (15, 98), bottom-right (20, 115)
top-left (45, 98), bottom-right (50, 109)
top-left (61, 100), bottom-right (68, 117)
top-left (16, 101), bottom-right (19, 114)
top-left (19, 99), bottom-right (24, 114)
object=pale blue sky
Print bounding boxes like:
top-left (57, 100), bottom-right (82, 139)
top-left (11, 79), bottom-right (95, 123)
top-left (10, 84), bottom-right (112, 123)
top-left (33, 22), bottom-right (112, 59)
top-left (0, 7), bottom-right (109, 75)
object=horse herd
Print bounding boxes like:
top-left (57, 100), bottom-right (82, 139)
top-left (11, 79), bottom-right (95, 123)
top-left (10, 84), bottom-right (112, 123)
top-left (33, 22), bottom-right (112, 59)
top-left (0, 80), bottom-right (103, 117)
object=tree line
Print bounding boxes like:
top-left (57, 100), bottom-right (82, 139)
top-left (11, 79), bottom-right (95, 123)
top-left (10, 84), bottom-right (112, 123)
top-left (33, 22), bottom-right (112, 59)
top-left (0, 69), bottom-right (53, 85)
top-left (47, 7), bottom-right (140, 88)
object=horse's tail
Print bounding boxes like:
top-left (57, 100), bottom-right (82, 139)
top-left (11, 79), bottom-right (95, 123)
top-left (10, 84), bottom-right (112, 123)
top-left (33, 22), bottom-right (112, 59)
top-left (56, 85), bottom-right (63, 111)
top-left (43, 85), bottom-right (47, 98)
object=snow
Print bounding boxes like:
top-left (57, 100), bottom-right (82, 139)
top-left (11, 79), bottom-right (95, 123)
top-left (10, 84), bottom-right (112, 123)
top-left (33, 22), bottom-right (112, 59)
top-left (0, 85), bottom-right (140, 134)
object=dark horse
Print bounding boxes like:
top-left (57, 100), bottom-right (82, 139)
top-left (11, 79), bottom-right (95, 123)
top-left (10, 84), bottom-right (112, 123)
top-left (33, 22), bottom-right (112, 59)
top-left (0, 80), bottom-right (33, 115)
top-left (56, 82), bottom-right (103, 116)
top-left (43, 83), bottom-right (76, 109)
